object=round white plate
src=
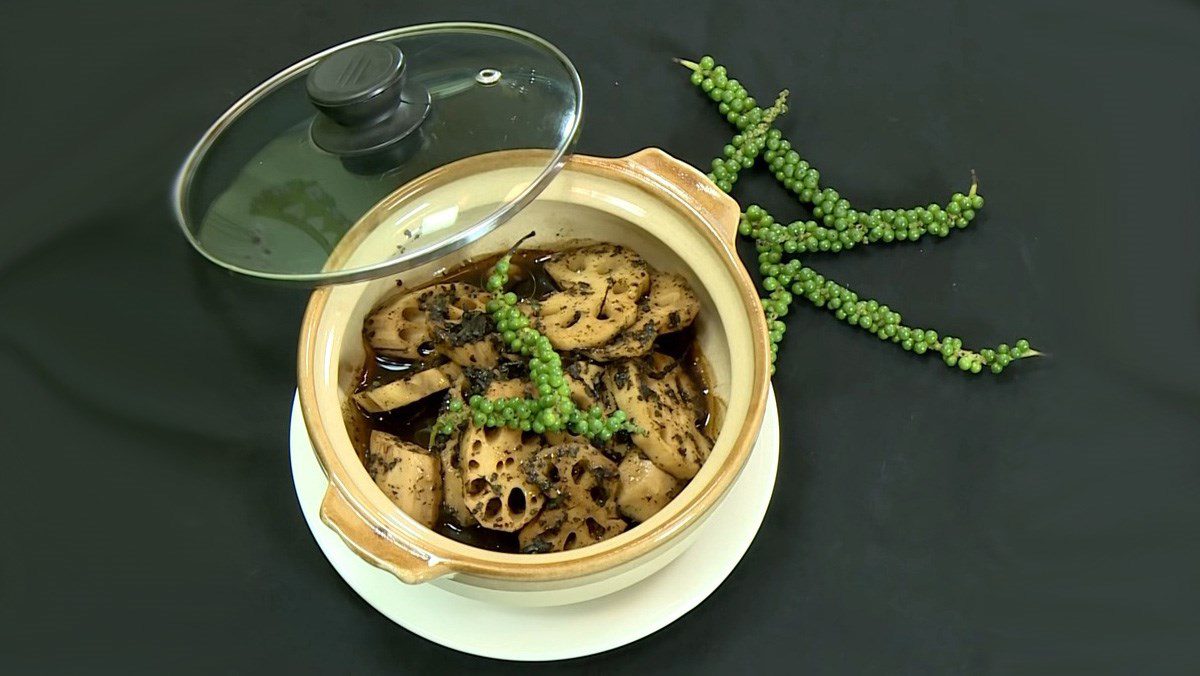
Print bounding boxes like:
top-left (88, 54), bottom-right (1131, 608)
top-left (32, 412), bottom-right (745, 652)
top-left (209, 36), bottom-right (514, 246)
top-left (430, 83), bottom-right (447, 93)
top-left (290, 387), bottom-right (779, 661)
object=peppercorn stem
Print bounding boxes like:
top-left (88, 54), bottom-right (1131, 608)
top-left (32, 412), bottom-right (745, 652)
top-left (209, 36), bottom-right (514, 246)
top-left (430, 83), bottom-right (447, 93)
top-left (756, 90), bottom-right (789, 130)
top-left (674, 57), bottom-right (701, 71)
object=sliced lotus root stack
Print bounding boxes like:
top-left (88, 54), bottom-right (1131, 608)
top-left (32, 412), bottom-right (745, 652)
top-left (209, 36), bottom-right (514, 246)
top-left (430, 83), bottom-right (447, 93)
top-left (616, 452), bottom-right (683, 523)
top-left (603, 354), bottom-right (711, 480)
top-left (366, 431), bottom-right (442, 528)
top-left (517, 443), bottom-right (626, 553)
top-left (422, 284), bottom-right (500, 368)
top-left (537, 244), bottom-right (650, 350)
top-left (363, 289), bottom-right (435, 359)
top-left (542, 244), bottom-right (650, 291)
top-left (459, 380), bottom-right (545, 531)
top-left (584, 271), bottom-right (700, 362)
top-left (364, 283), bottom-right (492, 361)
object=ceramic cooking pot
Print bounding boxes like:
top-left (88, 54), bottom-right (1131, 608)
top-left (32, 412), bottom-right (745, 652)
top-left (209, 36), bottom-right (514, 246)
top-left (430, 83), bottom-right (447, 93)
top-left (297, 148), bottom-right (770, 606)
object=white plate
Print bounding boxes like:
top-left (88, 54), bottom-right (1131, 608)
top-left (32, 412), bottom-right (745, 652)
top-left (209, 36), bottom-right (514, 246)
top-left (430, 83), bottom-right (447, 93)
top-left (290, 387), bottom-right (779, 661)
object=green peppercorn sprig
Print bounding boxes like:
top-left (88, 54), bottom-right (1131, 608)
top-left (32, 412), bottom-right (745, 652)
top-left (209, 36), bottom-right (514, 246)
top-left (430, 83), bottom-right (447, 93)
top-left (676, 54), bottom-right (1038, 375)
top-left (734, 176), bottom-right (984, 255)
top-left (680, 56), bottom-right (982, 251)
top-left (742, 205), bottom-right (1039, 375)
top-left (435, 254), bottom-right (641, 441)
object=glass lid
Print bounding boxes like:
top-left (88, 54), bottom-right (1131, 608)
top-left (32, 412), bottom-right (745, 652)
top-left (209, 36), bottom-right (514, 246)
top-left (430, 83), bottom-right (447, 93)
top-left (173, 23), bottom-right (582, 284)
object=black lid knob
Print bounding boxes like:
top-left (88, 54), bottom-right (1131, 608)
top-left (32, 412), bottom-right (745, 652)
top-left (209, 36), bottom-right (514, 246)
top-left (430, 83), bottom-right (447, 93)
top-left (306, 41), bottom-right (430, 164)
top-left (307, 42), bottom-right (406, 126)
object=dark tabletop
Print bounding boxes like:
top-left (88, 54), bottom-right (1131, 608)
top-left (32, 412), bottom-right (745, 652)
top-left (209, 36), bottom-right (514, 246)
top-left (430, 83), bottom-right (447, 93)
top-left (3, 0), bottom-right (1198, 673)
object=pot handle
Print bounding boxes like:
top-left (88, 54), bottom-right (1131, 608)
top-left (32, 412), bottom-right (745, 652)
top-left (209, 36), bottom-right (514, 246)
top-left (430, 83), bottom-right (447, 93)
top-left (319, 484), bottom-right (448, 584)
top-left (621, 148), bottom-right (742, 244)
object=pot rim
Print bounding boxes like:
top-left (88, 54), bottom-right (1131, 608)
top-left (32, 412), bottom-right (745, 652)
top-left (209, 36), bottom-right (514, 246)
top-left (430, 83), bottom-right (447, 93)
top-left (298, 148), bottom-right (771, 582)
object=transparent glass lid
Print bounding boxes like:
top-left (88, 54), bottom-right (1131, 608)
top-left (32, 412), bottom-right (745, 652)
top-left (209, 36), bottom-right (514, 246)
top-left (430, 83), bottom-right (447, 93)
top-left (173, 23), bottom-right (582, 284)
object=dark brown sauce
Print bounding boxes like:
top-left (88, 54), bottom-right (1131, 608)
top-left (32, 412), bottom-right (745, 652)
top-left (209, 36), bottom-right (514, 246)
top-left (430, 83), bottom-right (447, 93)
top-left (352, 249), bottom-right (714, 553)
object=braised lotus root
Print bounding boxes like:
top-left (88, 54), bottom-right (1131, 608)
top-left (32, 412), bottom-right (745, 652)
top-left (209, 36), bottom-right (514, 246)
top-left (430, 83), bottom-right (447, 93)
top-left (604, 353), bottom-right (711, 480)
top-left (584, 271), bottom-right (700, 362)
top-left (517, 444), bottom-right (626, 553)
top-left (353, 363), bottom-right (460, 413)
top-left (423, 285), bottom-right (499, 368)
top-left (433, 424), bottom-right (476, 528)
top-left (563, 361), bottom-right (614, 412)
top-left (351, 245), bottom-right (717, 554)
top-left (365, 283), bottom-right (495, 366)
top-left (616, 452), bottom-right (682, 522)
top-left (537, 244), bottom-right (650, 350)
top-left (459, 380), bottom-right (546, 532)
top-left (366, 431), bottom-right (442, 529)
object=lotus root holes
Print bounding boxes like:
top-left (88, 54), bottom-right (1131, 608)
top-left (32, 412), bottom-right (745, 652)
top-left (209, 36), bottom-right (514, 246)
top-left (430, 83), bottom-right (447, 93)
top-left (484, 497), bottom-right (502, 519)
top-left (507, 488), bottom-right (527, 515)
top-left (585, 517), bottom-right (605, 540)
top-left (467, 477), bottom-right (488, 496)
top-left (589, 485), bottom-right (608, 506)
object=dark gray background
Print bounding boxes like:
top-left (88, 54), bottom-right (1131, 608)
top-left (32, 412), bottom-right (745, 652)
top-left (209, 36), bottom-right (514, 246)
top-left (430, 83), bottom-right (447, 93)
top-left (2, 0), bottom-right (1198, 673)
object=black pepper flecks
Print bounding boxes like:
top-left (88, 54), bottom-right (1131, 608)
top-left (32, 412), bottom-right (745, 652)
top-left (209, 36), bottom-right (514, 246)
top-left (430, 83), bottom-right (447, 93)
top-left (442, 310), bottom-right (494, 347)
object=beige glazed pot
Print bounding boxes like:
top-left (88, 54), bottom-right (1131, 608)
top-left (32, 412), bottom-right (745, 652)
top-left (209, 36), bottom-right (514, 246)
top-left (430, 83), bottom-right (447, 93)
top-left (298, 147), bottom-right (771, 607)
